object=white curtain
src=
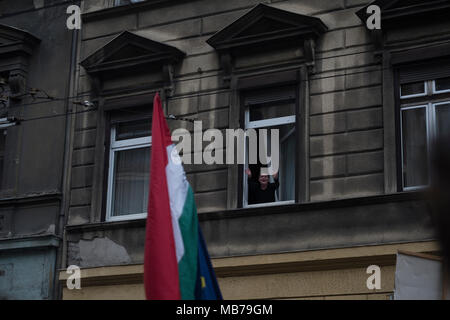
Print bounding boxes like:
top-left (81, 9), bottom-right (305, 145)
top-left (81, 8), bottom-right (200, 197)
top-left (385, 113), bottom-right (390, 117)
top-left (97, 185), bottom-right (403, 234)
top-left (112, 147), bottom-right (151, 216)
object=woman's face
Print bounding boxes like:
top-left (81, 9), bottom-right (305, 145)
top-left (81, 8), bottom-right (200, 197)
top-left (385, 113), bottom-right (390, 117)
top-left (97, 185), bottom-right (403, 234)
top-left (258, 174), bottom-right (269, 186)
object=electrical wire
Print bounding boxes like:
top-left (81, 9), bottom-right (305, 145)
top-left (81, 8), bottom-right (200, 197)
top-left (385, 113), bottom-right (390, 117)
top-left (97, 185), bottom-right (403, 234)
top-left (8, 35), bottom-right (450, 123)
top-left (4, 62), bottom-right (383, 111)
top-left (5, 64), bottom-right (384, 124)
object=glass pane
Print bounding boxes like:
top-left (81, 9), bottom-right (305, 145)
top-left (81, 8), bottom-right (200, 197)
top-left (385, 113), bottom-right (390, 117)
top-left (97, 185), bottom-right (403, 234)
top-left (435, 77), bottom-right (450, 92)
top-left (279, 125), bottom-right (296, 201)
top-left (111, 146), bottom-right (151, 216)
top-left (246, 123), bottom-right (295, 204)
top-left (249, 101), bottom-right (295, 122)
top-left (402, 108), bottom-right (428, 188)
top-left (436, 103), bottom-right (450, 138)
top-left (116, 119), bottom-right (151, 141)
top-left (401, 82), bottom-right (426, 97)
top-left (0, 130), bottom-right (6, 187)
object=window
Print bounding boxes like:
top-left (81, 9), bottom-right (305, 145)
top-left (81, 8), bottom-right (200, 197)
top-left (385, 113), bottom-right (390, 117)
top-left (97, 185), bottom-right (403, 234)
top-left (242, 85), bottom-right (297, 207)
top-left (114, 0), bottom-right (145, 6)
top-left (106, 119), bottom-right (151, 221)
top-left (0, 129), bottom-right (5, 187)
top-left (399, 77), bottom-right (450, 190)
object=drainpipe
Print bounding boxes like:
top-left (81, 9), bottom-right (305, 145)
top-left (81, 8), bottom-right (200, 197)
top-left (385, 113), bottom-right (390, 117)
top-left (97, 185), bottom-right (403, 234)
top-left (54, 2), bottom-right (81, 299)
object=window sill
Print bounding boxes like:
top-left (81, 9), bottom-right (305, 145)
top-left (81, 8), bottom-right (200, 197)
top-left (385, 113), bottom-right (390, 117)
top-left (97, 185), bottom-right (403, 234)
top-left (199, 191), bottom-right (426, 221)
top-left (106, 213), bottom-right (147, 222)
top-left (244, 200), bottom-right (295, 209)
top-left (65, 191), bottom-right (426, 233)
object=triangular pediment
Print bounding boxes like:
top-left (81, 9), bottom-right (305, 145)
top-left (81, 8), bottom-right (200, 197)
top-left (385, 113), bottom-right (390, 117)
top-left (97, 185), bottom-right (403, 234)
top-left (103, 44), bottom-right (154, 63)
top-left (0, 24), bottom-right (40, 56)
top-left (356, 0), bottom-right (450, 26)
top-left (80, 31), bottom-right (184, 74)
top-left (234, 16), bottom-right (298, 38)
top-left (207, 4), bottom-right (327, 51)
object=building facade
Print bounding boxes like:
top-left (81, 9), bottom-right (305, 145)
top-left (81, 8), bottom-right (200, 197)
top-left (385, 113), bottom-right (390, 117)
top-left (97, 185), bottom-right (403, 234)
top-left (1, 0), bottom-right (449, 300)
top-left (0, 0), bottom-right (80, 299)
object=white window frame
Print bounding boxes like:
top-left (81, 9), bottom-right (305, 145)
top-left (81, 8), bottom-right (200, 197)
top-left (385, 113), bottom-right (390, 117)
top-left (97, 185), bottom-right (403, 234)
top-left (106, 124), bottom-right (151, 222)
top-left (432, 78), bottom-right (450, 94)
top-left (114, 0), bottom-right (145, 6)
top-left (400, 81), bottom-right (428, 99)
top-left (400, 104), bottom-right (431, 191)
top-left (433, 100), bottom-right (450, 137)
top-left (243, 107), bottom-right (296, 208)
top-left (399, 98), bottom-right (450, 191)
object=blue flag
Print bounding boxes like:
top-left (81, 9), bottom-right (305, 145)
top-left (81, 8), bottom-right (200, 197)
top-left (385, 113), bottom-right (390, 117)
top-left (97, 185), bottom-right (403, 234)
top-left (195, 227), bottom-right (223, 300)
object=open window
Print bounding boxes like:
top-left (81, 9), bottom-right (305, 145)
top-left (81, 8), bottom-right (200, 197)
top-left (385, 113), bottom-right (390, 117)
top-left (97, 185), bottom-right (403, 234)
top-left (207, 4), bottom-right (326, 208)
top-left (242, 85), bottom-right (297, 207)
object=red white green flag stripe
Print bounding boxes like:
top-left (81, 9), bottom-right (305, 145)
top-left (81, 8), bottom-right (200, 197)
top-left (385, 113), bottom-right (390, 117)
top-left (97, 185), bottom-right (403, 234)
top-left (144, 93), bottom-right (199, 300)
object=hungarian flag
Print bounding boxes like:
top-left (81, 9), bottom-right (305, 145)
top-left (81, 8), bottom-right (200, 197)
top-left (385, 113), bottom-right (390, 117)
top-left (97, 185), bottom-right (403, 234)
top-left (144, 93), bottom-right (222, 300)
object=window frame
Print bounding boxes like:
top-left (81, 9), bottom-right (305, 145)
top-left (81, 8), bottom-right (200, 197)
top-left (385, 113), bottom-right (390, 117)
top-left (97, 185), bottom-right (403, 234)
top-left (400, 81), bottom-right (428, 99)
top-left (399, 103), bottom-right (431, 191)
top-left (398, 76), bottom-right (450, 191)
top-left (432, 78), bottom-right (450, 94)
top-left (241, 85), bottom-right (299, 209)
top-left (114, 0), bottom-right (145, 6)
top-left (105, 123), bottom-right (152, 222)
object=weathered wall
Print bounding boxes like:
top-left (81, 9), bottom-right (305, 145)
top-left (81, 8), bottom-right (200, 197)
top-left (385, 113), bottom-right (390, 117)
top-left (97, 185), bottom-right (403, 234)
top-left (60, 241), bottom-right (439, 300)
top-left (0, 236), bottom-right (58, 300)
top-left (70, 0), bottom-right (383, 227)
top-left (66, 0), bottom-right (443, 278)
top-left (0, 0), bottom-right (76, 299)
top-left (66, 194), bottom-right (434, 267)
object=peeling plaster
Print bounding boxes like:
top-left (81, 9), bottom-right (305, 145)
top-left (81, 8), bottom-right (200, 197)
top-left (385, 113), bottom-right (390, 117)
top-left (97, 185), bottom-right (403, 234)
top-left (78, 237), bottom-right (131, 267)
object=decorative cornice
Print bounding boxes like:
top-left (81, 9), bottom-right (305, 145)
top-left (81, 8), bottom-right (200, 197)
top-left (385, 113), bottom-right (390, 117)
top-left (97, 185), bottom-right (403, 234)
top-left (80, 31), bottom-right (184, 76)
top-left (58, 241), bottom-right (439, 285)
top-left (0, 234), bottom-right (61, 251)
top-left (356, 0), bottom-right (450, 29)
top-left (80, 31), bottom-right (184, 96)
top-left (0, 24), bottom-right (40, 58)
top-left (65, 192), bottom-right (424, 234)
top-left (0, 191), bottom-right (62, 207)
top-left (206, 3), bottom-right (327, 52)
top-left (206, 4), bottom-right (327, 81)
top-left (0, 24), bottom-right (40, 98)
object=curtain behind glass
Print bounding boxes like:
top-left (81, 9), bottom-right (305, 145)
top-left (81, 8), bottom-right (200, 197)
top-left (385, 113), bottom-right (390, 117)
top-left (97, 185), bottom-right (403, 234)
top-left (436, 103), bottom-right (450, 138)
top-left (112, 147), bottom-right (151, 216)
top-left (402, 108), bottom-right (428, 188)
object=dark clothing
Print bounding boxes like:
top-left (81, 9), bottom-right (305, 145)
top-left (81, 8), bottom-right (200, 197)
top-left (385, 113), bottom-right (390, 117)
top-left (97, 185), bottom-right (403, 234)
top-left (248, 178), bottom-right (279, 204)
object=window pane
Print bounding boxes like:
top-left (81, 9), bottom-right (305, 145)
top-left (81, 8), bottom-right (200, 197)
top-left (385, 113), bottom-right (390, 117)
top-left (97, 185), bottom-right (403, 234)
top-left (246, 123), bottom-right (295, 204)
top-left (402, 107), bottom-right (428, 188)
top-left (435, 77), bottom-right (450, 92)
top-left (115, 0), bottom-right (145, 6)
top-left (111, 146), bottom-right (151, 216)
top-left (249, 101), bottom-right (295, 121)
top-left (400, 82), bottom-right (426, 97)
top-left (279, 124), bottom-right (296, 201)
top-left (436, 103), bottom-right (450, 138)
top-left (0, 130), bottom-right (6, 188)
top-left (116, 119), bottom-right (151, 141)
